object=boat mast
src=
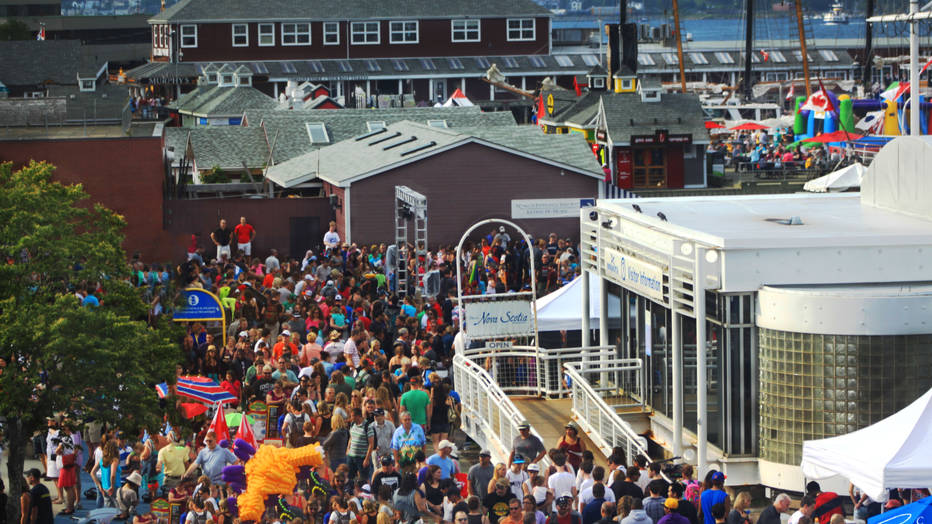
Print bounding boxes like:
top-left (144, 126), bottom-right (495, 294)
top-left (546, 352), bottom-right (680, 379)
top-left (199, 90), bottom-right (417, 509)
top-left (744, 0), bottom-right (754, 100)
top-left (672, 0), bottom-right (687, 93)
top-left (795, 0), bottom-right (812, 98)
top-left (862, 0), bottom-right (874, 90)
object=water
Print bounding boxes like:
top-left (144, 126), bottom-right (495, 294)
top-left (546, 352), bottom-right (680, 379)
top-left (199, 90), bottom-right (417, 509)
top-left (666, 16), bottom-right (932, 43)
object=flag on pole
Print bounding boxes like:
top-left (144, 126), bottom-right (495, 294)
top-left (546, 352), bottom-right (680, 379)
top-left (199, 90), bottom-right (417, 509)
top-left (786, 83), bottom-right (795, 100)
top-left (162, 420), bottom-right (173, 437)
top-left (36, 23), bottom-right (45, 41)
top-left (801, 79), bottom-right (836, 114)
top-left (880, 81), bottom-right (910, 101)
top-left (155, 382), bottom-right (169, 399)
top-left (760, 49), bottom-right (769, 62)
top-left (921, 56), bottom-right (932, 75)
top-left (207, 403), bottom-right (230, 443)
top-left (234, 411), bottom-right (258, 449)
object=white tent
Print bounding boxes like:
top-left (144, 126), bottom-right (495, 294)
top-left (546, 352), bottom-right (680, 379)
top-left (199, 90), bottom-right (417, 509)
top-left (800, 387), bottom-right (932, 501)
top-left (803, 162), bottom-right (866, 193)
top-left (441, 88), bottom-right (474, 107)
top-left (535, 273), bottom-right (621, 332)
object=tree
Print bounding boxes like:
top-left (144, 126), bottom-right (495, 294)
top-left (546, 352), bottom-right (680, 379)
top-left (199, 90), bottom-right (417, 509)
top-left (0, 20), bottom-right (32, 41)
top-left (0, 161), bottom-right (180, 524)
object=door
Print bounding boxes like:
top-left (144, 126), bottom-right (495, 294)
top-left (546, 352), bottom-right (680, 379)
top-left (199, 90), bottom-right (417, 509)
top-left (289, 216), bottom-right (321, 259)
top-left (434, 78), bottom-right (446, 104)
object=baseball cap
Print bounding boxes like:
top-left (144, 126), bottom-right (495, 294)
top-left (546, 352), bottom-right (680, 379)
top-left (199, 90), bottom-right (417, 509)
top-left (495, 479), bottom-right (509, 489)
top-left (556, 494), bottom-right (573, 505)
top-left (665, 498), bottom-right (679, 510)
top-left (499, 226), bottom-right (505, 232)
top-left (326, 280), bottom-right (334, 286)
top-left (517, 420), bottom-right (530, 430)
top-left (334, 294), bottom-right (343, 301)
top-left (527, 463), bottom-right (540, 472)
top-left (238, 331), bottom-right (248, 338)
top-left (512, 454), bottom-right (526, 464)
top-left (565, 421), bottom-right (579, 430)
top-left (710, 471), bottom-right (726, 482)
top-left (438, 439), bottom-right (453, 450)
top-left (380, 455), bottom-right (394, 465)
top-left (478, 449), bottom-right (491, 457)
top-left (373, 408), bottom-right (385, 416)
top-left (281, 329), bottom-right (291, 336)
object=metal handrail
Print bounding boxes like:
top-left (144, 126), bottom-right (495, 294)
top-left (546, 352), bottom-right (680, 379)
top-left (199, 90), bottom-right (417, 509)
top-left (563, 360), bottom-right (653, 469)
top-left (452, 354), bottom-right (552, 470)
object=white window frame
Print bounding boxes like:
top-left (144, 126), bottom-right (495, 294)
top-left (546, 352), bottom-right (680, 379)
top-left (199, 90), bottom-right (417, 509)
top-left (389, 20), bottom-right (418, 44)
top-left (323, 22), bottom-right (339, 45)
top-left (351, 21), bottom-right (380, 45)
top-left (232, 23), bottom-right (248, 47)
top-left (451, 19), bottom-right (480, 42)
top-left (591, 77), bottom-right (605, 89)
top-left (281, 22), bottom-right (310, 46)
top-left (180, 24), bottom-right (197, 48)
top-left (219, 73), bottom-right (234, 86)
top-left (506, 18), bottom-right (535, 41)
top-left (258, 23), bottom-right (274, 46)
top-left (305, 122), bottom-right (330, 144)
top-left (79, 79), bottom-right (96, 92)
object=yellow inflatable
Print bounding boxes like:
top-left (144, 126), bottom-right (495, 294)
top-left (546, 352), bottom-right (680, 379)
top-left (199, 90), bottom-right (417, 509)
top-left (883, 99), bottom-right (900, 136)
top-left (237, 444), bottom-right (324, 521)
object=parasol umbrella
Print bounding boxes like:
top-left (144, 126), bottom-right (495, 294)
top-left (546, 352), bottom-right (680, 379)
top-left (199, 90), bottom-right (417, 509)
top-left (705, 121), bottom-right (725, 129)
top-left (179, 402), bottom-right (208, 419)
top-left (176, 375), bottom-right (237, 405)
top-left (786, 140), bottom-right (822, 150)
top-left (802, 130), bottom-right (864, 143)
top-left (868, 496), bottom-right (932, 524)
top-left (729, 122), bottom-right (770, 131)
top-left (225, 412), bottom-right (256, 427)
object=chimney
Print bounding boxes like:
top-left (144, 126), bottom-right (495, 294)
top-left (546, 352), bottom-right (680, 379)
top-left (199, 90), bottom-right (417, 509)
top-left (605, 23), bottom-right (620, 80)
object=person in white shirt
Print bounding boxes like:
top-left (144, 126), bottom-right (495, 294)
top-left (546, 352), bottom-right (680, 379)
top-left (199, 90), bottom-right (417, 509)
top-left (547, 454), bottom-right (577, 512)
top-left (577, 466), bottom-right (615, 513)
top-left (789, 495), bottom-right (816, 524)
top-left (505, 459), bottom-right (529, 501)
top-left (323, 221), bottom-right (340, 252)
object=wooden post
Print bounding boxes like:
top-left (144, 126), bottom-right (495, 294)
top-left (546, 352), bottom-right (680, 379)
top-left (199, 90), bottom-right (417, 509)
top-left (673, 0), bottom-right (687, 93)
top-left (795, 0), bottom-right (812, 98)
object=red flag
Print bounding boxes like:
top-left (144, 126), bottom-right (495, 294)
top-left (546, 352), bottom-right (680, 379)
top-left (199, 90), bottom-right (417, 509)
top-left (801, 80), bottom-right (835, 114)
top-left (786, 83), bottom-right (795, 100)
top-left (573, 76), bottom-right (582, 97)
top-left (818, 79), bottom-right (836, 113)
top-left (760, 49), bottom-right (769, 62)
top-left (234, 411), bottom-right (258, 448)
top-left (921, 56), bottom-right (932, 75)
top-left (207, 403), bottom-right (230, 443)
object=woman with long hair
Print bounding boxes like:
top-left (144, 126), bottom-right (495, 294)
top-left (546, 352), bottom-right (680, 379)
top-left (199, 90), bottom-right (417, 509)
top-left (556, 421), bottom-right (586, 471)
top-left (421, 465), bottom-right (445, 520)
top-left (427, 373), bottom-right (450, 450)
top-left (91, 440), bottom-right (121, 508)
top-left (486, 463), bottom-right (507, 497)
top-left (393, 473), bottom-right (427, 523)
top-left (321, 413), bottom-right (349, 470)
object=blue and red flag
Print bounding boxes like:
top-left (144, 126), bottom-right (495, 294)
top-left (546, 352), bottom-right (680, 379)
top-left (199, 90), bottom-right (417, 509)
top-left (176, 376), bottom-right (237, 405)
top-left (155, 382), bottom-right (169, 399)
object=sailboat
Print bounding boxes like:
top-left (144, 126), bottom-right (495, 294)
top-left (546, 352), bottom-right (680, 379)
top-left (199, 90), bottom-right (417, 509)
top-left (823, 2), bottom-right (850, 25)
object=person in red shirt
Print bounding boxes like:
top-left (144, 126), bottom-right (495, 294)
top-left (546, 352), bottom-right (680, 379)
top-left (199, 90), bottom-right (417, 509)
top-left (807, 482), bottom-right (844, 522)
top-left (234, 216), bottom-right (256, 256)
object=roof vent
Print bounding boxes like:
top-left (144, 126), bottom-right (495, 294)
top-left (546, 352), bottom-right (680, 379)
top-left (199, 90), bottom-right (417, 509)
top-left (767, 216), bottom-right (804, 226)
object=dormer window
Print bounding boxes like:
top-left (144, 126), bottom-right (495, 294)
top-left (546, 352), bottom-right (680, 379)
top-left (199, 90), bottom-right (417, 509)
top-left (79, 79), bottom-right (95, 92)
top-left (237, 75), bottom-right (250, 86)
top-left (591, 77), bottom-right (605, 89)
top-left (207, 73), bottom-right (218, 84)
top-left (641, 89), bottom-right (661, 102)
top-left (219, 73), bottom-right (234, 86)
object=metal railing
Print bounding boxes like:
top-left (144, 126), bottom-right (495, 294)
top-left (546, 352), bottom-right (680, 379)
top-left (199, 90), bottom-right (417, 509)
top-left (460, 345), bottom-right (615, 397)
top-left (452, 354), bottom-right (552, 470)
top-left (564, 359), bottom-right (653, 467)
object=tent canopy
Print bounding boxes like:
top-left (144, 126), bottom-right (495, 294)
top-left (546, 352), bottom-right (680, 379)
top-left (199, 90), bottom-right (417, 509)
top-left (535, 273), bottom-right (621, 332)
top-left (801, 387), bottom-right (932, 501)
top-left (803, 162), bottom-right (866, 193)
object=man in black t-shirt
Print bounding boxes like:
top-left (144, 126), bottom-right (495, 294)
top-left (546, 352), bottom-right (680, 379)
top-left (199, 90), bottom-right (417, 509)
top-left (371, 455), bottom-right (402, 497)
top-left (25, 469), bottom-right (53, 524)
top-left (210, 218), bottom-right (232, 262)
top-left (483, 480), bottom-right (516, 524)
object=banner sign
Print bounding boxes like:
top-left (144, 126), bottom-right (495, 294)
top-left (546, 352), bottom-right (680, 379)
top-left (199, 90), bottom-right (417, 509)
top-left (603, 247), bottom-right (665, 301)
top-left (173, 288), bottom-right (224, 321)
top-left (466, 299), bottom-right (534, 339)
top-left (512, 198), bottom-right (595, 219)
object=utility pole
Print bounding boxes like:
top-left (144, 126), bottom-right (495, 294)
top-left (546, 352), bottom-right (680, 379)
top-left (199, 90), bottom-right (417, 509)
top-left (743, 0), bottom-right (754, 101)
top-left (862, 0), bottom-right (875, 90)
top-left (795, 0), bottom-right (812, 98)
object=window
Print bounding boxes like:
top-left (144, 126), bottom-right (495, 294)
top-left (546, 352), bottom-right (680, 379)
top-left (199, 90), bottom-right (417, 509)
top-left (258, 23), bottom-right (274, 46)
top-left (323, 22), bottom-right (339, 45)
top-left (392, 58), bottom-right (409, 71)
top-left (419, 58), bottom-right (436, 71)
top-left (251, 62), bottom-right (268, 74)
top-left (367, 121), bottom-right (386, 131)
top-left (281, 62), bottom-right (296, 74)
top-left (501, 56), bottom-right (519, 68)
top-left (180, 24), bottom-right (197, 48)
top-left (638, 54), bottom-right (655, 66)
top-left (281, 23), bottom-right (310, 45)
top-left (506, 18), bottom-right (535, 41)
top-left (305, 123), bottom-right (330, 144)
top-left (475, 56), bottom-right (490, 68)
top-left (792, 50), bottom-right (812, 62)
top-left (554, 54), bottom-right (573, 67)
top-left (591, 77), bottom-right (605, 89)
top-left (448, 57), bottom-right (464, 70)
top-left (238, 75), bottom-right (250, 86)
top-left (220, 73), bottom-right (234, 85)
top-left (365, 59), bottom-right (381, 72)
top-left (714, 52), bottom-right (734, 64)
top-left (581, 54), bottom-right (599, 66)
top-left (769, 50), bottom-right (786, 63)
top-left (621, 79), bottom-right (634, 90)
top-left (390, 21), bottom-right (418, 44)
top-left (307, 60), bottom-right (324, 73)
top-left (529, 55), bottom-right (546, 67)
top-left (351, 21), bottom-right (380, 45)
top-left (79, 79), bottom-right (95, 91)
top-left (337, 60), bottom-right (352, 72)
top-left (451, 19), bottom-right (479, 42)
top-left (232, 24), bottom-right (248, 47)
top-left (819, 49), bottom-right (839, 62)
top-left (689, 52), bottom-right (708, 65)
top-left (427, 120), bottom-right (448, 128)
top-left (662, 53), bottom-right (678, 65)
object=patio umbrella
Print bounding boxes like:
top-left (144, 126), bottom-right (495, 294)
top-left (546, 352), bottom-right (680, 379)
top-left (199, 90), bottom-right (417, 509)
top-left (179, 402), bottom-right (208, 419)
top-left (176, 375), bottom-right (237, 405)
top-left (705, 121), bottom-right (725, 129)
top-left (225, 412), bottom-right (256, 427)
top-left (729, 122), bottom-right (770, 131)
top-left (868, 496), bottom-right (932, 524)
top-left (803, 130), bottom-right (864, 143)
top-left (786, 140), bottom-right (822, 150)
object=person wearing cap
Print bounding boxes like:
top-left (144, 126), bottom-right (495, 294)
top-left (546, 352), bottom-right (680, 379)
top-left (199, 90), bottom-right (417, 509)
top-left (426, 439), bottom-right (458, 480)
top-left (485, 479), bottom-right (518, 524)
top-left (23, 468), bottom-right (53, 524)
top-left (371, 454), bottom-right (402, 497)
top-left (699, 472), bottom-right (729, 524)
top-left (548, 493), bottom-right (582, 524)
top-left (371, 408), bottom-right (395, 466)
top-left (657, 498), bottom-right (690, 524)
top-left (468, 449), bottom-right (495, 500)
top-left (510, 421), bottom-right (546, 468)
top-left (557, 421), bottom-right (587, 472)
top-left (272, 333), bottom-right (297, 362)
top-left (115, 471), bottom-right (143, 519)
top-left (506, 456), bottom-right (529, 501)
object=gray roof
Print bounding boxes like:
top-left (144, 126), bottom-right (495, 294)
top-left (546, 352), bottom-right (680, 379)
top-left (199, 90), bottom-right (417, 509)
top-left (185, 126), bottom-right (270, 170)
top-left (0, 40), bottom-right (107, 87)
top-left (538, 89), bottom-right (602, 128)
top-left (47, 83), bottom-right (130, 122)
top-left (266, 120), bottom-right (601, 188)
top-left (151, 0), bottom-right (549, 23)
top-left (245, 106), bottom-right (516, 163)
top-left (597, 92), bottom-right (709, 146)
top-left (170, 85), bottom-right (278, 117)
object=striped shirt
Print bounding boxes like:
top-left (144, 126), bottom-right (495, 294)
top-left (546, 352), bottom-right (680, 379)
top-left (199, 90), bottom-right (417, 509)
top-left (347, 421), bottom-right (374, 458)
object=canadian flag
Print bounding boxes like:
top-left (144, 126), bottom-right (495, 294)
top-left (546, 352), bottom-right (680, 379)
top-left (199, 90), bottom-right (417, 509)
top-left (801, 80), bottom-right (835, 114)
top-left (207, 403), bottom-right (230, 443)
top-left (786, 83), bottom-right (795, 100)
top-left (234, 412), bottom-right (258, 449)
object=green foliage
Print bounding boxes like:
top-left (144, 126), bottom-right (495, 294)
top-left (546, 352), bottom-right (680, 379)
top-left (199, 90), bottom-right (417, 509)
top-left (0, 20), bottom-right (32, 41)
top-left (0, 161), bottom-right (180, 522)
top-left (201, 165), bottom-right (231, 184)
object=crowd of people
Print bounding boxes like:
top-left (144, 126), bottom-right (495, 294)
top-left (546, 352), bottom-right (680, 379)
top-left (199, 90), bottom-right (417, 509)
top-left (706, 129), bottom-right (863, 173)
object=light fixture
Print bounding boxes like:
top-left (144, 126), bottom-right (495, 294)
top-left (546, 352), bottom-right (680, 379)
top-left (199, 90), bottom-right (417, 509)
top-left (588, 210), bottom-right (599, 221)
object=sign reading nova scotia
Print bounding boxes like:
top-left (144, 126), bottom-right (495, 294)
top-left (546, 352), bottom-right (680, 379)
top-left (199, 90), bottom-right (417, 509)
top-left (173, 288), bottom-right (225, 321)
top-left (466, 299), bottom-right (534, 339)
top-left (603, 247), bottom-right (665, 302)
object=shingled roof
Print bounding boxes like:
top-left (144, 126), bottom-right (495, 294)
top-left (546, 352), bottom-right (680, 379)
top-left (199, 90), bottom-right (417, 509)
top-left (597, 91), bottom-right (709, 146)
top-left (185, 126), bottom-right (270, 171)
top-left (245, 106), bottom-right (516, 163)
top-left (266, 121), bottom-right (601, 188)
top-left (151, 0), bottom-right (549, 23)
top-left (537, 89), bottom-right (602, 128)
top-left (0, 40), bottom-right (107, 87)
top-left (169, 85), bottom-right (278, 117)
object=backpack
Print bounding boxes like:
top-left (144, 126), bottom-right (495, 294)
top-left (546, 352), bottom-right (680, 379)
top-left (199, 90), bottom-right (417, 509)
top-left (331, 510), bottom-right (353, 524)
top-left (684, 480), bottom-right (701, 509)
top-left (446, 395), bottom-right (460, 428)
top-left (286, 413), bottom-right (309, 447)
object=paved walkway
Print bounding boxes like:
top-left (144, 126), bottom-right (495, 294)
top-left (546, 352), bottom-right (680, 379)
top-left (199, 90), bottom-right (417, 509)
top-left (509, 397), bottom-right (608, 467)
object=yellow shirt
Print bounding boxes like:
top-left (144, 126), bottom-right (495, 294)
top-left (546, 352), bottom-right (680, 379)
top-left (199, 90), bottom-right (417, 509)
top-left (158, 445), bottom-right (190, 477)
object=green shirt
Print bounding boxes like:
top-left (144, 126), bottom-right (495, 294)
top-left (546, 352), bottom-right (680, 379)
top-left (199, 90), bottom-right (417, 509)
top-left (400, 389), bottom-right (431, 426)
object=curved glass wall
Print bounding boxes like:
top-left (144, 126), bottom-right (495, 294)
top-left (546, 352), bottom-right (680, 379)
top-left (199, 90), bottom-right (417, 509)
top-left (759, 329), bottom-right (932, 465)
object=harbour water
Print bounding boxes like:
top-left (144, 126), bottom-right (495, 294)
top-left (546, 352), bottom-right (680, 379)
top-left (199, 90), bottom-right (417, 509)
top-left (627, 16), bottom-right (932, 42)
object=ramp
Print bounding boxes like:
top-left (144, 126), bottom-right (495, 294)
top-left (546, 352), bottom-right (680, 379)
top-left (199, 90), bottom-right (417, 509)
top-left (509, 397), bottom-right (609, 467)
